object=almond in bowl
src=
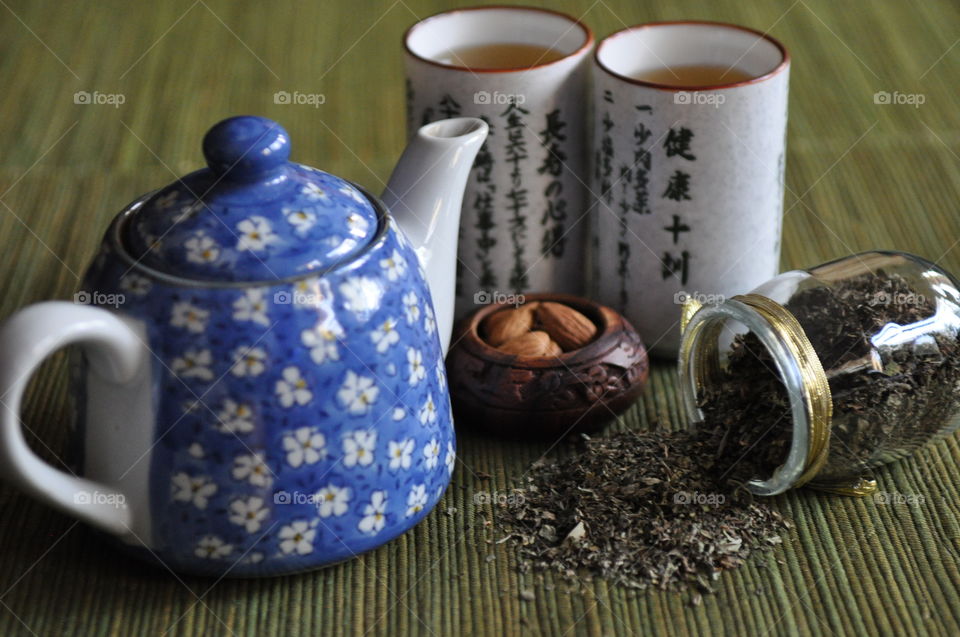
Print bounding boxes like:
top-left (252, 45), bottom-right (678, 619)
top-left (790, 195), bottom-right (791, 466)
top-left (481, 301), bottom-right (598, 355)
top-left (446, 294), bottom-right (649, 438)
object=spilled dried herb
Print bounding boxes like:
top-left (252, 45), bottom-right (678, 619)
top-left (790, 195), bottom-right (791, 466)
top-left (500, 430), bottom-right (790, 591)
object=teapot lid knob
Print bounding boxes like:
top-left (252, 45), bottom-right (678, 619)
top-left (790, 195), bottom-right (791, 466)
top-left (201, 116), bottom-right (290, 180)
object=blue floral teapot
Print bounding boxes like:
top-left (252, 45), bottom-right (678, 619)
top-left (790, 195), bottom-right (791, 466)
top-left (0, 115), bottom-right (487, 576)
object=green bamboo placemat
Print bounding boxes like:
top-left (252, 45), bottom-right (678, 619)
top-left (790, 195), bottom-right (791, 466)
top-left (1, 0), bottom-right (959, 634)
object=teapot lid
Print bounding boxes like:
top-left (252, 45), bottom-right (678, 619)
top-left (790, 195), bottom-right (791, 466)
top-left (124, 116), bottom-right (379, 282)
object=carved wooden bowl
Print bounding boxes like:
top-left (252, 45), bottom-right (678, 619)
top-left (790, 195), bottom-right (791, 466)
top-left (445, 293), bottom-right (649, 438)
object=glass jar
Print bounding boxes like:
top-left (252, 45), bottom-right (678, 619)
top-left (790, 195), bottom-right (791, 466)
top-left (678, 251), bottom-right (960, 496)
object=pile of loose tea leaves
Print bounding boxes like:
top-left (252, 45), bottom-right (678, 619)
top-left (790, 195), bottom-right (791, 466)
top-left (500, 430), bottom-right (791, 592)
top-left (501, 270), bottom-right (960, 592)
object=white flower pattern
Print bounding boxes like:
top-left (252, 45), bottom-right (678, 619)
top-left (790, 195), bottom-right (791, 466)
top-left (445, 441), bottom-right (456, 475)
top-left (436, 359), bottom-right (447, 391)
top-left (339, 277), bottom-right (382, 317)
top-left (170, 302), bottom-right (209, 333)
top-left (302, 182), bottom-right (330, 202)
top-left (379, 250), bottom-right (406, 282)
top-left (337, 371), bottom-right (379, 415)
top-left (283, 426), bottom-right (326, 468)
top-left (119, 274), bottom-right (152, 296)
top-left (371, 317), bottom-right (399, 353)
top-left (301, 323), bottom-right (341, 364)
top-left (315, 484), bottom-right (350, 518)
top-left (346, 212), bottom-right (370, 236)
top-left (230, 345), bottom-right (267, 377)
top-left (358, 491), bottom-right (387, 534)
top-left (172, 472), bottom-right (217, 509)
top-left (283, 206), bottom-right (317, 233)
top-left (216, 399), bottom-right (255, 434)
top-left (233, 289), bottom-right (270, 326)
top-left (424, 304), bottom-right (436, 335)
top-left (388, 438), bottom-right (414, 470)
top-left (339, 183), bottom-right (367, 204)
top-left (229, 496), bottom-right (268, 533)
top-left (419, 393), bottom-right (437, 425)
top-left (195, 535), bottom-right (233, 559)
top-left (406, 484), bottom-right (427, 517)
top-left (276, 366), bottom-right (312, 407)
top-left (279, 520), bottom-right (316, 555)
top-left (403, 291), bottom-right (420, 325)
top-left (291, 278), bottom-right (323, 308)
top-left (407, 348), bottom-right (425, 386)
top-left (342, 430), bottom-right (377, 467)
top-left (236, 216), bottom-right (279, 251)
top-left (185, 233), bottom-right (220, 264)
top-left (423, 439), bottom-right (441, 470)
top-left (172, 348), bottom-right (214, 381)
top-left (232, 453), bottom-right (273, 487)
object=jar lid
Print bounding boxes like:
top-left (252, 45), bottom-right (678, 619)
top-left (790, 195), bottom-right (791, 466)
top-left (123, 116), bottom-right (379, 282)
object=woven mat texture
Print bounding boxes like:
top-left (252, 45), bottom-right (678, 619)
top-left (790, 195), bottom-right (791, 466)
top-left (1, 0), bottom-right (959, 635)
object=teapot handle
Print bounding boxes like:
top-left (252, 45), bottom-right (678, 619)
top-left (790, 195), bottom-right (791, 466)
top-left (0, 301), bottom-right (144, 536)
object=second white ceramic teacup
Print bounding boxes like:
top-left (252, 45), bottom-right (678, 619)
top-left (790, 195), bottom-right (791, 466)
top-left (591, 21), bottom-right (790, 356)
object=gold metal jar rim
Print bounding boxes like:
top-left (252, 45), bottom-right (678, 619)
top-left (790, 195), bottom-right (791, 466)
top-left (678, 293), bottom-right (833, 495)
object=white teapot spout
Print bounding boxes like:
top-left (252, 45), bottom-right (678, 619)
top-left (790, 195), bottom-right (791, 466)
top-left (382, 117), bottom-right (488, 355)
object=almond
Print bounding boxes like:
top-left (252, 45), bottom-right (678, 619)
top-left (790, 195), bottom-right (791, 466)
top-left (498, 330), bottom-right (560, 357)
top-left (481, 302), bottom-right (539, 346)
top-left (535, 302), bottom-right (597, 351)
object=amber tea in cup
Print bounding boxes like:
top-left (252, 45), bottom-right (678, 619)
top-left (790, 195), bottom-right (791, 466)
top-left (437, 42), bottom-right (568, 69)
top-left (631, 64), bottom-right (755, 87)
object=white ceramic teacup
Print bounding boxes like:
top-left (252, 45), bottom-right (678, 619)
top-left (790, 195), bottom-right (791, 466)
top-left (590, 21), bottom-right (790, 356)
top-left (403, 6), bottom-right (594, 318)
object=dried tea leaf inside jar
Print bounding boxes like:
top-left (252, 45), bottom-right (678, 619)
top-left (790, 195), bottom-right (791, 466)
top-left (679, 251), bottom-right (960, 496)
